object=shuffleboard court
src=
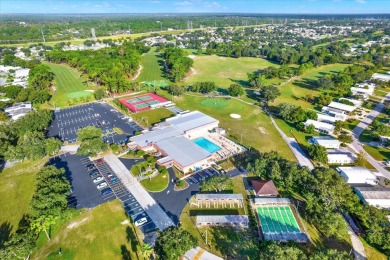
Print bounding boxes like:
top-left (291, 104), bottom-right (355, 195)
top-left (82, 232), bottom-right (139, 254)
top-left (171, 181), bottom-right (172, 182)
top-left (257, 206), bottom-right (300, 234)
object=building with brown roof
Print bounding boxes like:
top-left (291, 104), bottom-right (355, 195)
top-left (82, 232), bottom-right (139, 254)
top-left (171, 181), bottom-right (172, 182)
top-left (251, 179), bottom-right (279, 197)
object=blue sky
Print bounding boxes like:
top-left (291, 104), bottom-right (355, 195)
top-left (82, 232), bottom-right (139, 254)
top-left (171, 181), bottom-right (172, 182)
top-left (1, 0), bottom-right (389, 14)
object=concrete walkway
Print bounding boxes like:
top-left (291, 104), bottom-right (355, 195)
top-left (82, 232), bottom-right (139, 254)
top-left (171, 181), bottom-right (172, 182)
top-left (104, 154), bottom-right (174, 230)
top-left (350, 92), bottom-right (390, 179)
top-left (269, 114), bottom-right (314, 170)
top-left (348, 226), bottom-right (367, 260)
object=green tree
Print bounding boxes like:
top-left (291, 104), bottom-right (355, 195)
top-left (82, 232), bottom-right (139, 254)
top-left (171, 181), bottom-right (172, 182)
top-left (307, 144), bottom-right (328, 163)
top-left (317, 76), bottom-right (334, 90)
top-left (355, 152), bottom-right (368, 166)
top-left (259, 242), bottom-right (306, 260)
top-left (141, 243), bottom-right (154, 259)
top-left (45, 137), bottom-right (62, 155)
top-left (94, 88), bottom-right (105, 100)
top-left (338, 134), bottom-right (353, 144)
top-left (77, 126), bottom-right (102, 141)
top-left (260, 85), bottom-right (281, 104)
top-left (200, 175), bottom-right (232, 192)
top-left (154, 226), bottom-right (197, 260)
top-left (0, 232), bottom-right (35, 260)
top-left (30, 215), bottom-right (58, 241)
top-left (228, 83), bottom-right (244, 97)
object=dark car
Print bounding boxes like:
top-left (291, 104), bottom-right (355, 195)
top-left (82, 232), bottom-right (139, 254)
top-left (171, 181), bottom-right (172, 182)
top-left (85, 164), bottom-right (95, 170)
top-left (101, 188), bottom-right (112, 196)
top-left (89, 169), bottom-right (99, 175)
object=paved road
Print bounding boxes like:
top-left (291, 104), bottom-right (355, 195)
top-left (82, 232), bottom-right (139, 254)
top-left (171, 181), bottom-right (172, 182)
top-left (269, 114), bottom-right (314, 170)
top-left (104, 154), bottom-right (174, 230)
top-left (350, 92), bottom-right (390, 179)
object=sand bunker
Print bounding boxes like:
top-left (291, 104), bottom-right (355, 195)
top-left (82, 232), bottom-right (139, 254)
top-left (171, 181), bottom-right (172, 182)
top-left (230, 114), bottom-right (241, 119)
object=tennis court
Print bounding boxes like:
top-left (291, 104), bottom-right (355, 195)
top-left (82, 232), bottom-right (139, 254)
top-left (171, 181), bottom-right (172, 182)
top-left (119, 93), bottom-right (169, 113)
top-left (257, 206), bottom-right (300, 234)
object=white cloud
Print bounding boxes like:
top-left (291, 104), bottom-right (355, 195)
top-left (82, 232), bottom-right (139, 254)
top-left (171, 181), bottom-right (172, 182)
top-left (355, 0), bottom-right (366, 3)
top-left (174, 1), bottom-right (193, 6)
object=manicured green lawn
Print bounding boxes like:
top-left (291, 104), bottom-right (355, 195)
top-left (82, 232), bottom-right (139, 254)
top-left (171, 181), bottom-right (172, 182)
top-left (33, 200), bottom-right (143, 260)
top-left (363, 145), bottom-right (390, 161)
top-left (168, 93), bottom-right (295, 160)
top-left (138, 48), bottom-right (166, 82)
top-left (361, 237), bottom-right (388, 260)
top-left (0, 158), bottom-right (47, 234)
top-left (140, 173), bottom-right (169, 192)
top-left (274, 118), bottom-right (315, 151)
top-left (272, 63), bottom-right (349, 110)
top-left (184, 55), bottom-right (280, 89)
top-left (46, 63), bottom-right (94, 107)
top-left (131, 108), bottom-right (174, 127)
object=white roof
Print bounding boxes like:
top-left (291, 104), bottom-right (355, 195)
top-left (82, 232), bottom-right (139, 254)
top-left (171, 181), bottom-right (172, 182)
top-left (372, 73), bottom-right (390, 81)
top-left (311, 136), bottom-right (341, 146)
top-left (304, 119), bottom-right (335, 131)
top-left (166, 111), bottom-right (218, 132)
top-left (328, 101), bottom-right (356, 112)
top-left (196, 215), bottom-right (249, 224)
top-left (157, 136), bottom-right (211, 167)
top-left (317, 113), bottom-right (338, 123)
top-left (184, 247), bottom-right (223, 260)
top-left (350, 87), bottom-right (374, 94)
top-left (131, 126), bottom-right (182, 148)
top-left (337, 166), bottom-right (376, 184)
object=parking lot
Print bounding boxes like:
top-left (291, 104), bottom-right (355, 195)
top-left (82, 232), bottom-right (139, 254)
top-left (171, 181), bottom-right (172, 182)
top-left (48, 102), bottom-right (143, 144)
top-left (50, 153), bottom-right (116, 209)
top-left (50, 153), bottom-right (157, 233)
top-left (185, 167), bottom-right (221, 186)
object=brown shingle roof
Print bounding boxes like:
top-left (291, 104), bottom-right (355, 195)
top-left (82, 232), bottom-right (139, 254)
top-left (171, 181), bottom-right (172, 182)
top-left (251, 179), bottom-right (279, 196)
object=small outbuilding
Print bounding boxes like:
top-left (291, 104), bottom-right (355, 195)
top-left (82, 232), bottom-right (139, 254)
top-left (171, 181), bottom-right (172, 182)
top-left (251, 179), bottom-right (279, 197)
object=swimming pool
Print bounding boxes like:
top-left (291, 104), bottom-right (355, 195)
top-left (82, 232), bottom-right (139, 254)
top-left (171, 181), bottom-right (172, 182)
top-left (193, 137), bottom-right (221, 153)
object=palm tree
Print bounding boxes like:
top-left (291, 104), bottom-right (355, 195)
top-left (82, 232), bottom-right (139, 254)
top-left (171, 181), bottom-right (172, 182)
top-left (141, 243), bottom-right (153, 259)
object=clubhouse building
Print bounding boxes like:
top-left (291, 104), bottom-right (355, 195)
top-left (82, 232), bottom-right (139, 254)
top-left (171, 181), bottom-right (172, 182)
top-left (128, 111), bottom-right (235, 173)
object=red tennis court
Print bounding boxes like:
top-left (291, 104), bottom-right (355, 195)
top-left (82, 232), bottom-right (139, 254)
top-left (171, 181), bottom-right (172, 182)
top-left (119, 93), bottom-right (169, 113)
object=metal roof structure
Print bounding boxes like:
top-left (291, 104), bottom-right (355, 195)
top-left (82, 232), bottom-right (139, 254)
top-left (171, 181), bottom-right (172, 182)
top-left (372, 73), bottom-right (390, 81)
top-left (196, 215), bottom-right (249, 224)
top-left (184, 247), bottom-right (223, 260)
top-left (131, 126), bottom-right (182, 148)
top-left (157, 136), bottom-right (211, 167)
top-left (311, 136), bottom-right (341, 146)
top-left (317, 113), bottom-right (339, 123)
top-left (337, 166), bottom-right (377, 184)
top-left (304, 119), bottom-right (335, 132)
top-left (196, 194), bottom-right (243, 200)
top-left (253, 198), bottom-right (291, 205)
top-left (166, 111), bottom-right (218, 133)
top-left (355, 186), bottom-right (390, 200)
top-left (328, 101), bottom-right (356, 112)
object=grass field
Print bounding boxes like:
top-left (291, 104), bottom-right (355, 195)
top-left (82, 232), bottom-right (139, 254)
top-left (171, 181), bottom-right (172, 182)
top-left (185, 55), bottom-right (281, 89)
top-left (271, 63), bottom-right (349, 110)
top-left (361, 237), bottom-right (388, 260)
top-left (363, 145), bottom-right (390, 161)
top-left (33, 200), bottom-right (143, 259)
top-left (140, 173), bottom-right (169, 192)
top-left (0, 158), bottom-right (47, 235)
top-left (46, 63), bottom-right (94, 108)
top-left (168, 93), bottom-right (295, 160)
top-left (180, 176), bottom-right (259, 259)
top-left (131, 108), bottom-right (174, 127)
top-left (138, 48), bottom-right (166, 82)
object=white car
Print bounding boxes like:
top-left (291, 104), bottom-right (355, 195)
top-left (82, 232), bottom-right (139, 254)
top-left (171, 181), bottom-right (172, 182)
top-left (97, 182), bottom-right (108, 189)
top-left (135, 217), bottom-right (148, 226)
top-left (93, 176), bottom-right (104, 183)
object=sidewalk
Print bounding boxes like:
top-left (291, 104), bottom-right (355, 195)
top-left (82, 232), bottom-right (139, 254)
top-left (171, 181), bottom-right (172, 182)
top-left (104, 154), bottom-right (174, 230)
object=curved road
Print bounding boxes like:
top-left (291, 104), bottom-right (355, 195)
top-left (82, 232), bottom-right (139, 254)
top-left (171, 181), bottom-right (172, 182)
top-left (350, 92), bottom-right (390, 179)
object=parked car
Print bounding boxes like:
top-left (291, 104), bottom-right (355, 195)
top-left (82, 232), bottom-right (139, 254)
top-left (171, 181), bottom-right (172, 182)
top-left (85, 164), bottom-right (95, 170)
top-left (93, 176), bottom-right (104, 183)
top-left (101, 188), bottom-right (112, 195)
top-left (97, 182), bottom-right (108, 189)
top-left (110, 176), bottom-right (118, 183)
top-left (135, 217), bottom-right (148, 226)
top-left (89, 169), bottom-right (99, 175)
top-left (90, 173), bottom-right (101, 179)
top-left (96, 159), bottom-right (104, 165)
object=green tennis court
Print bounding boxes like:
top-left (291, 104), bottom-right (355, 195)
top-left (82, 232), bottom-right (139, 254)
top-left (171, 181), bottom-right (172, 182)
top-left (257, 206), bottom-right (300, 234)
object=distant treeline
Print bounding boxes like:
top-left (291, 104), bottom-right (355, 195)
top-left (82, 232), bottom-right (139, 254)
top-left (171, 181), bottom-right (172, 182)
top-left (1, 14), bottom-right (390, 43)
